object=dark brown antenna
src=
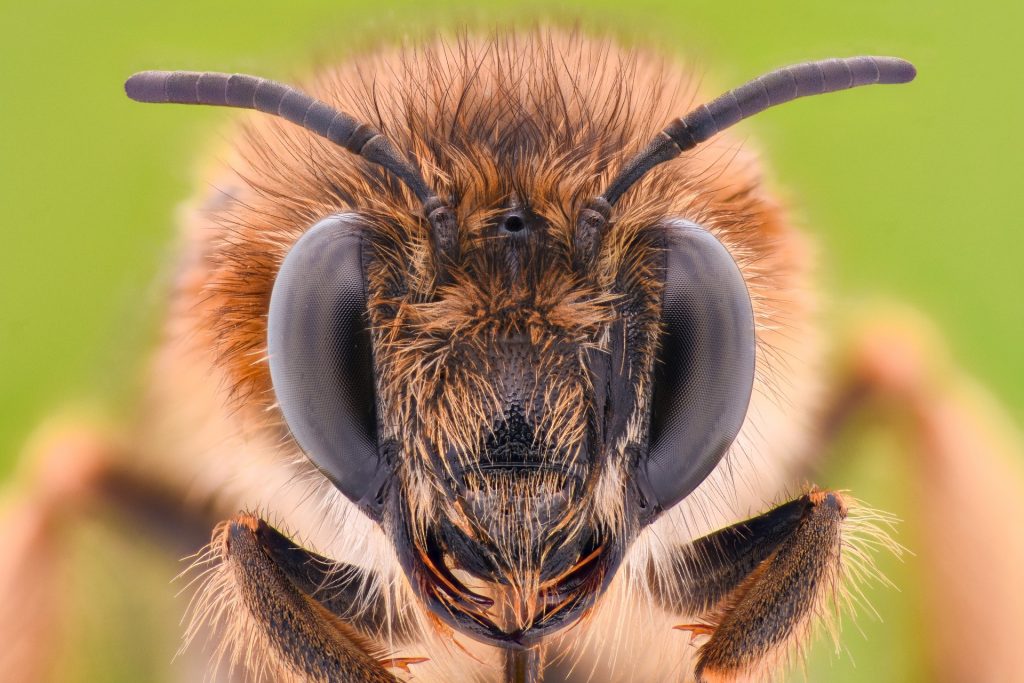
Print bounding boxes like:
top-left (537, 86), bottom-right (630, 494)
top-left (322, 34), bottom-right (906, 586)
top-left (125, 71), bottom-right (459, 270)
top-left (574, 56), bottom-right (916, 265)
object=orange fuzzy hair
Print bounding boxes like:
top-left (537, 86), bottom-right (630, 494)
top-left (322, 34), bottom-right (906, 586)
top-left (159, 27), bottom-right (822, 666)
top-left (180, 28), bottom-right (810, 451)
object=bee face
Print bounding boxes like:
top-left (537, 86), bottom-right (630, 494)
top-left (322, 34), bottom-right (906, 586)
top-left (242, 35), bottom-right (761, 642)
top-left (375, 216), bottom-right (629, 640)
top-left (132, 31), bottom-right (912, 652)
top-left (264, 94), bottom-right (672, 639)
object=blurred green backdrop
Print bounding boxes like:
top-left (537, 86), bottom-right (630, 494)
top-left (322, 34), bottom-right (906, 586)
top-left (1, 1), bottom-right (1021, 682)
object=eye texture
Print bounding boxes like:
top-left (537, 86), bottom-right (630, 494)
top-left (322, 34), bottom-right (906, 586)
top-left (638, 220), bottom-right (756, 519)
top-left (267, 214), bottom-right (386, 516)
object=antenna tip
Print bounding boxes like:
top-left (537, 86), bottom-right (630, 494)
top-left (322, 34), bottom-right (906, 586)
top-left (125, 71), bottom-right (169, 103)
top-left (879, 57), bottom-right (917, 84)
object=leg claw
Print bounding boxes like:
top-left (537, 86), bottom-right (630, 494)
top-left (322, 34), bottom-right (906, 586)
top-left (379, 657), bottom-right (429, 673)
top-left (673, 623), bottom-right (716, 641)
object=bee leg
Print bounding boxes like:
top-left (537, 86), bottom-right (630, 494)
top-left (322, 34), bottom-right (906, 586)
top-left (202, 513), bottom-right (424, 682)
top-left (0, 419), bottom-right (219, 683)
top-left (220, 514), bottom-right (412, 640)
top-left (811, 312), bottom-right (1024, 682)
top-left (652, 490), bottom-right (849, 683)
top-left (0, 420), bottom-right (418, 682)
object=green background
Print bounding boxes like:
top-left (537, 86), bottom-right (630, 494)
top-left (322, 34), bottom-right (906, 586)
top-left (1, 1), bottom-right (1021, 681)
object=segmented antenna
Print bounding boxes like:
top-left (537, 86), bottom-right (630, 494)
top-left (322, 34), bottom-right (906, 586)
top-left (575, 56), bottom-right (916, 265)
top-left (125, 71), bottom-right (459, 270)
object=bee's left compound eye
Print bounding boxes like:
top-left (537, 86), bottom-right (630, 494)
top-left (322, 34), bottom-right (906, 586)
top-left (637, 220), bottom-right (756, 520)
top-left (267, 214), bottom-right (386, 517)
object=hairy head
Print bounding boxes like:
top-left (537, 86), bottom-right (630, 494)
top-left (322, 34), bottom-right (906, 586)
top-left (133, 30), bottom-right (913, 645)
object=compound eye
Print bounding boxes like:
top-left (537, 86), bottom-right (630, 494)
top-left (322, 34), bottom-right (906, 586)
top-left (637, 220), bottom-right (755, 519)
top-left (267, 214), bottom-right (385, 517)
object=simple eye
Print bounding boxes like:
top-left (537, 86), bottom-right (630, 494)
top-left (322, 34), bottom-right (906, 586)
top-left (267, 214), bottom-right (386, 517)
top-left (638, 220), bottom-right (755, 519)
top-left (500, 212), bottom-right (526, 234)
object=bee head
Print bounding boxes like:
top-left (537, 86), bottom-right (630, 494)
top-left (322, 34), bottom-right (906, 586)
top-left (127, 33), bottom-right (913, 647)
top-left (266, 190), bottom-right (652, 644)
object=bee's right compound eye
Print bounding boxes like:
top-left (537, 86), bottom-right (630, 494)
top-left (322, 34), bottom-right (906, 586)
top-left (267, 214), bottom-right (387, 518)
top-left (636, 220), bottom-right (756, 521)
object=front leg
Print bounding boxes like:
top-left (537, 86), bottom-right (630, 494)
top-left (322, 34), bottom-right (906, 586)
top-left (814, 312), bottom-right (1024, 682)
top-left (651, 490), bottom-right (878, 683)
top-left (195, 514), bottom-right (424, 682)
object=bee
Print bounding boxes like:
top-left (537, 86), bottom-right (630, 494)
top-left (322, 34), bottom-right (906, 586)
top-left (4, 29), bottom-right (1023, 683)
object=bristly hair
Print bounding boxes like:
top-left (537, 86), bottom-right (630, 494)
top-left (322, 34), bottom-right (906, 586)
top-left (167, 27), bottom-right (829, 680)
top-left (190, 27), bottom-right (799, 448)
top-left (171, 27), bottom-right (818, 619)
